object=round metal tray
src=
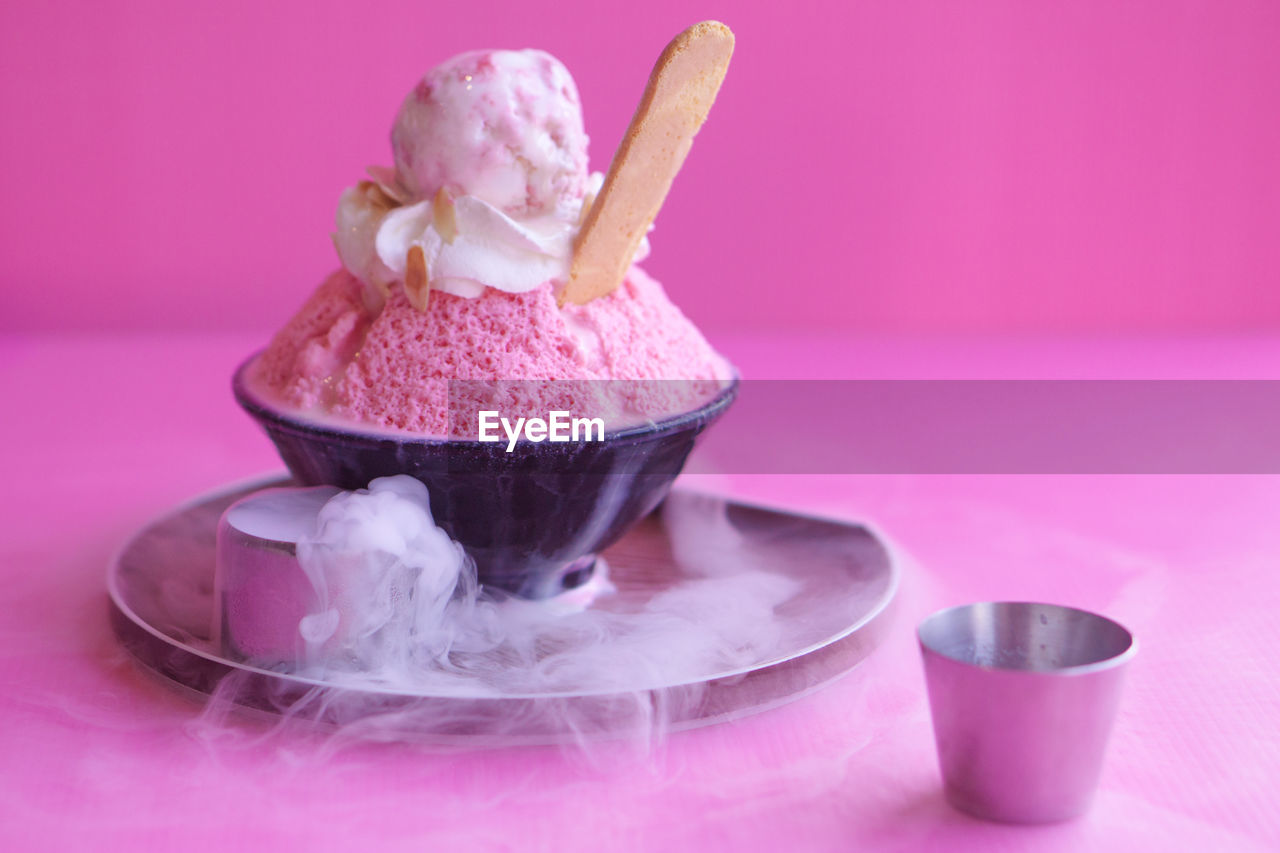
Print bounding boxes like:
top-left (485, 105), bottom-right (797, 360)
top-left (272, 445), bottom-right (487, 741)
top-left (109, 476), bottom-right (898, 745)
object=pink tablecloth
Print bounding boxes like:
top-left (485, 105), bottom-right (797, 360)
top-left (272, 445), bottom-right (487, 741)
top-left (2, 333), bottom-right (1277, 851)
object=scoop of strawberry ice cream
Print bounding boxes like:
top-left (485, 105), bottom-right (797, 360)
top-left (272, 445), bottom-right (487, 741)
top-left (390, 49), bottom-right (590, 218)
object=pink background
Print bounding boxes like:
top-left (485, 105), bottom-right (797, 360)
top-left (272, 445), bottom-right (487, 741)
top-left (3, 0), bottom-right (1279, 335)
top-left (3, 4), bottom-right (1280, 848)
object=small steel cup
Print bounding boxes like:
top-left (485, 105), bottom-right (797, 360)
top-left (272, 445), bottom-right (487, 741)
top-left (918, 602), bottom-right (1136, 823)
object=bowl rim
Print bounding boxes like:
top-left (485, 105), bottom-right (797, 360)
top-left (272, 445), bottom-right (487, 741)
top-left (232, 350), bottom-right (739, 447)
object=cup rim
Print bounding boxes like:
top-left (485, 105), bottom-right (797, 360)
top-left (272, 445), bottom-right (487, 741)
top-left (917, 600), bottom-right (1137, 676)
top-left (232, 351), bottom-right (739, 447)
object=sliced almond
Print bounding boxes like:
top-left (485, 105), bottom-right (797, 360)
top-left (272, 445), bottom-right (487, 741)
top-left (366, 165), bottom-right (409, 203)
top-left (432, 187), bottom-right (459, 244)
top-left (404, 245), bottom-right (431, 310)
top-left (560, 21), bottom-right (734, 306)
top-left (356, 179), bottom-right (398, 212)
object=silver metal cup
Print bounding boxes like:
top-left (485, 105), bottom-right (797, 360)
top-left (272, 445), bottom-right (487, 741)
top-left (918, 602), bottom-right (1136, 823)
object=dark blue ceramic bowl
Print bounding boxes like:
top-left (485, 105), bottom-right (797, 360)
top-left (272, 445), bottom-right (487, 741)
top-left (233, 356), bottom-right (736, 598)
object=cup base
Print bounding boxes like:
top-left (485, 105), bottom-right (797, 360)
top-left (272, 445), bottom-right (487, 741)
top-left (944, 785), bottom-right (1091, 825)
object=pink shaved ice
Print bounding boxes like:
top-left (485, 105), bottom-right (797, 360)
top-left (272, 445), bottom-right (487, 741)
top-left (248, 267), bottom-right (731, 437)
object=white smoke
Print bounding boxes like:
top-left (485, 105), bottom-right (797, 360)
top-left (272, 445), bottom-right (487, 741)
top-left (210, 476), bottom-right (805, 748)
top-left (294, 477), bottom-right (482, 676)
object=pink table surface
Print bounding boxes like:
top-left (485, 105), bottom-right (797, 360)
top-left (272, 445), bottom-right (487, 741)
top-left (2, 332), bottom-right (1278, 851)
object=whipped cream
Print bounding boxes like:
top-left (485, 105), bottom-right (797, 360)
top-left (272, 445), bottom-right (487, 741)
top-left (334, 172), bottom-right (603, 301)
